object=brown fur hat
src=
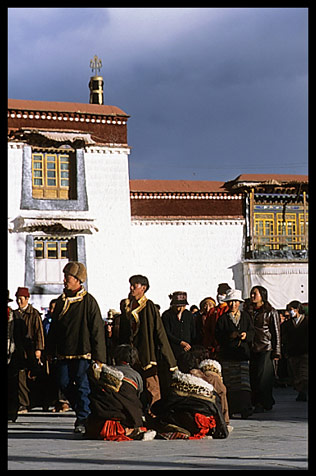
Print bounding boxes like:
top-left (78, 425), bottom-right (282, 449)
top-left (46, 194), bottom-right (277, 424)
top-left (63, 261), bottom-right (87, 283)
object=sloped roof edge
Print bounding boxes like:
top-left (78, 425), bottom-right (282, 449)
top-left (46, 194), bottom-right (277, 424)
top-left (8, 98), bottom-right (129, 117)
top-left (130, 180), bottom-right (228, 194)
top-left (129, 175), bottom-right (308, 195)
top-left (228, 173), bottom-right (308, 188)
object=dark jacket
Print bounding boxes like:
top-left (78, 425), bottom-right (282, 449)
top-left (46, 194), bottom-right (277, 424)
top-left (8, 308), bottom-right (29, 372)
top-left (119, 296), bottom-right (177, 372)
top-left (245, 302), bottom-right (281, 358)
top-left (47, 287), bottom-right (106, 363)
top-left (15, 304), bottom-right (45, 353)
top-left (215, 310), bottom-right (255, 361)
top-left (161, 308), bottom-right (196, 359)
top-left (282, 315), bottom-right (308, 357)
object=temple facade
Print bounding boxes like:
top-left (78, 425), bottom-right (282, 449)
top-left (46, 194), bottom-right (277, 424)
top-left (8, 98), bottom-right (308, 314)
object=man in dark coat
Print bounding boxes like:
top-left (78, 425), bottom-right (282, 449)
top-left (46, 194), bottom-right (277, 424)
top-left (162, 291), bottom-right (196, 361)
top-left (8, 291), bottom-right (29, 422)
top-left (47, 261), bottom-right (107, 434)
top-left (119, 275), bottom-right (177, 410)
top-left (14, 287), bottom-right (45, 413)
top-left (282, 300), bottom-right (308, 401)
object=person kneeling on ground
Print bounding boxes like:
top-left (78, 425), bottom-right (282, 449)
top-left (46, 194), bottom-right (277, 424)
top-left (149, 352), bottom-right (229, 440)
top-left (190, 346), bottom-right (231, 428)
top-left (85, 345), bottom-right (155, 441)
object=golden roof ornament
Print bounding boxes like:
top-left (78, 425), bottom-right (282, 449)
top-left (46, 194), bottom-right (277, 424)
top-left (89, 55), bottom-right (104, 105)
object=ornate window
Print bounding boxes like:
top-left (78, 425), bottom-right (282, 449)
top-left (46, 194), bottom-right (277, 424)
top-left (254, 213), bottom-right (275, 249)
top-left (21, 146), bottom-right (88, 211)
top-left (32, 150), bottom-right (72, 199)
top-left (247, 189), bottom-right (308, 259)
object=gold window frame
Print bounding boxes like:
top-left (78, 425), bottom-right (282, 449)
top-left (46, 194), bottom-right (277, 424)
top-left (32, 151), bottom-right (70, 199)
top-left (34, 240), bottom-right (69, 259)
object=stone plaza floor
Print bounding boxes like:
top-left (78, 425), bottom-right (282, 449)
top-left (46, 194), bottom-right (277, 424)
top-left (7, 386), bottom-right (308, 470)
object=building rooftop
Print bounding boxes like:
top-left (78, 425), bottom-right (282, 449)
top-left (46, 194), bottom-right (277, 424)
top-left (8, 99), bottom-right (129, 117)
top-left (228, 174), bottom-right (308, 188)
top-left (129, 175), bottom-right (308, 219)
top-left (8, 99), bottom-right (129, 146)
top-left (130, 180), bottom-right (228, 194)
top-left (129, 180), bottom-right (243, 219)
top-left (130, 174), bottom-right (308, 195)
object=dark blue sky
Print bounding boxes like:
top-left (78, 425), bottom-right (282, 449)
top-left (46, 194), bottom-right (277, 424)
top-left (8, 8), bottom-right (308, 181)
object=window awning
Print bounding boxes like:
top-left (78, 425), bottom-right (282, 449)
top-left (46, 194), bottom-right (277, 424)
top-left (9, 128), bottom-right (96, 145)
top-left (34, 130), bottom-right (96, 144)
top-left (13, 217), bottom-right (98, 234)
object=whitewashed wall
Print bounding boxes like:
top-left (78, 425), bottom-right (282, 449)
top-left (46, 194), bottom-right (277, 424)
top-left (8, 144), bottom-right (26, 301)
top-left (83, 147), bottom-right (133, 315)
top-left (129, 219), bottom-right (245, 313)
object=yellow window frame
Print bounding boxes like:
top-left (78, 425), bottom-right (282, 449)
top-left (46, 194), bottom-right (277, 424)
top-left (34, 240), bottom-right (44, 258)
top-left (59, 154), bottom-right (70, 188)
top-left (276, 213), bottom-right (299, 249)
top-left (253, 213), bottom-right (275, 249)
top-left (45, 154), bottom-right (57, 188)
top-left (32, 151), bottom-right (70, 199)
top-left (34, 240), bottom-right (69, 259)
top-left (32, 153), bottom-right (44, 187)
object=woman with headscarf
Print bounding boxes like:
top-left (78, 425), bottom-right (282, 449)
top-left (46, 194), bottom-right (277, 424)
top-left (246, 286), bottom-right (281, 413)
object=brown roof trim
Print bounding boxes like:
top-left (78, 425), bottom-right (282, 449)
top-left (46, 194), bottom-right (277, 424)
top-left (8, 98), bottom-right (129, 118)
top-left (130, 179), bottom-right (229, 194)
top-left (131, 193), bottom-right (242, 200)
top-left (132, 215), bottom-right (244, 220)
top-left (130, 176), bottom-right (308, 195)
top-left (8, 99), bottom-right (129, 145)
top-left (130, 195), bottom-right (243, 218)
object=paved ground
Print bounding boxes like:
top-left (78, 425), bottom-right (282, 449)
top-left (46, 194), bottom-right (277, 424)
top-left (8, 386), bottom-right (308, 470)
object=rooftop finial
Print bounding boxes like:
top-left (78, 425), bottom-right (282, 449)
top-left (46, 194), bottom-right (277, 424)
top-left (89, 55), bottom-right (104, 104)
top-left (90, 55), bottom-right (102, 76)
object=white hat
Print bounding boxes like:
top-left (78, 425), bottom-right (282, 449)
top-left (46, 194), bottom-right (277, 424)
top-left (223, 289), bottom-right (244, 303)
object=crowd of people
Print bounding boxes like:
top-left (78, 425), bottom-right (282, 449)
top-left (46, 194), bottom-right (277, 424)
top-left (7, 261), bottom-right (308, 441)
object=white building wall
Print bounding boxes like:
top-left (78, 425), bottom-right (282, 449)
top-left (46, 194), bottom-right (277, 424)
top-left (8, 144), bottom-right (23, 217)
top-left (83, 147), bottom-right (132, 315)
top-left (8, 144), bottom-right (26, 300)
top-left (129, 219), bottom-right (245, 313)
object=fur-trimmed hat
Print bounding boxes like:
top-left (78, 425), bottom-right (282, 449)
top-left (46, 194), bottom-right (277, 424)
top-left (63, 261), bottom-right (87, 283)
